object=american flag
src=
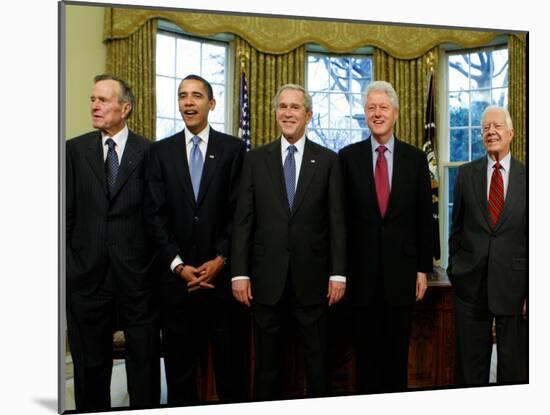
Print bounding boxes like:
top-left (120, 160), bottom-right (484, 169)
top-left (238, 71), bottom-right (251, 150)
top-left (423, 72), bottom-right (441, 260)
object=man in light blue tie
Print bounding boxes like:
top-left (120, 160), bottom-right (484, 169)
top-left (145, 75), bottom-right (249, 405)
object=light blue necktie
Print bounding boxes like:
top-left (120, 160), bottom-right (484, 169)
top-left (105, 138), bottom-right (119, 196)
top-left (283, 144), bottom-right (297, 209)
top-left (189, 135), bottom-right (204, 200)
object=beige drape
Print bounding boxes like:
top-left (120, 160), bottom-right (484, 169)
top-left (233, 37), bottom-right (305, 148)
top-left (105, 17), bottom-right (157, 140)
top-left (374, 47), bottom-right (439, 148)
top-left (508, 34), bottom-right (527, 162)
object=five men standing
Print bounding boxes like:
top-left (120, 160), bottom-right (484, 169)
top-left (66, 73), bottom-right (527, 410)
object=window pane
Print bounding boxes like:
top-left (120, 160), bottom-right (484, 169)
top-left (307, 128), bottom-right (329, 148)
top-left (210, 122), bottom-right (225, 133)
top-left (471, 127), bottom-right (485, 160)
top-left (492, 88), bottom-right (508, 107)
top-left (175, 119), bottom-right (184, 133)
top-left (329, 93), bottom-right (351, 129)
top-left (156, 76), bottom-right (176, 119)
top-left (450, 128), bottom-right (469, 162)
top-left (471, 90), bottom-right (490, 126)
top-left (329, 129), bottom-right (351, 152)
top-left (156, 34), bottom-right (175, 77)
top-left (175, 38), bottom-right (201, 79)
top-left (310, 93), bottom-right (329, 129)
top-left (350, 57), bottom-right (372, 93)
top-left (492, 49), bottom-right (509, 88)
top-left (351, 129), bottom-right (369, 143)
top-left (449, 91), bottom-right (470, 127)
top-left (329, 57), bottom-right (350, 91)
top-left (156, 117), bottom-right (176, 140)
top-left (448, 54), bottom-right (469, 92)
top-left (202, 43), bottom-right (226, 84)
top-left (210, 84), bottom-right (225, 124)
top-left (308, 55), bottom-right (330, 92)
top-left (350, 94), bottom-right (366, 129)
top-left (469, 51), bottom-right (494, 90)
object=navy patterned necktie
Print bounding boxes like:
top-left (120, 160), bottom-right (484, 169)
top-left (105, 138), bottom-right (119, 196)
top-left (284, 144), bottom-right (297, 209)
top-left (189, 135), bottom-right (204, 201)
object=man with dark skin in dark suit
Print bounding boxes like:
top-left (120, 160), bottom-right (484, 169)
top-left (448, 106), bottom-right (527, 385)
top-left (231, 84), bottom-right (346, 400)
top-left (66, 75), bottom-right (159, 411)
top-left (145, 74), bottom-right (249, 405)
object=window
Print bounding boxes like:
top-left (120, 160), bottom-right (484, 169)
top-left (306, 53), bottom-right (373, 152)
top-left (441, 46), bottom-right (508, 267)
top-left (155, 29), bottom-right (229, 140)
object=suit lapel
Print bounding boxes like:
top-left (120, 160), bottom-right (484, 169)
top-left (386, 138), bottom-right (405, 220)
top-left (109, 131), bottom-right (144, 200)
top-left (291, 138), bottom-right (318, 216)
top-left (84, 132), bottom-right (108, 197)
top-left (493, 157), bottom-right (524, 232)
top-left (265, 139), bottom-right (291, 215)
top-left (472, 157), bottom-right (491, 230)
top-left (195, 129), bottom-right (224, 207)
top-left (172, 131), bottom-right (196, 209)
top-left (360, 138), bottom-right (379, 218)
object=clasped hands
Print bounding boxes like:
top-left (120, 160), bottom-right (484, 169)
top-left (176, 256), bottom-right (225, 293)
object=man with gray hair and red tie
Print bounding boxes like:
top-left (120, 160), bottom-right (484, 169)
top-left (447, 106), bottom-right (527, 385)
top-left (339, 80), bottom-right (434, 393)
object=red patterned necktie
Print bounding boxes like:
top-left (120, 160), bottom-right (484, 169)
top-left (488, 162), bottom-right (504, 228)
top-left (375, 146), bottom-right (390, 217)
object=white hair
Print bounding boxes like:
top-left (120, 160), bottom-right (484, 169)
top-left (481, 106), bottom-right (514, 129)
top-left (364, 80), bottom-right (399, 109)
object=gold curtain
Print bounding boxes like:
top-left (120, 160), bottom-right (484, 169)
top-left (105, 17), bottom-right (157, 140)
top-left (233, 36), bottom-right (305, 148)
top-left (508, 34), bottom-right (527, 162)
top-left (104, 7), bottom-right (502, 59)
top-left (374, 47), bottom-right (439, 148)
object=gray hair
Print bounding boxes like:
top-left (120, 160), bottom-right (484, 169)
top-left (364, 80), bottom-right (399, 109)
top-left (273, 83), bottom-right (313, 113)
top-left (94, 74), bottom-right (135, 118)
top-left (481, 106), bottom-right (514, 129)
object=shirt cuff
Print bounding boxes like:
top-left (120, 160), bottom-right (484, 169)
top-left (232, 276), bottom-right (250, 281)
top-left (329, 275), bottom-right (346, 283)
top-left (170, 255), bottom-right (184, 273)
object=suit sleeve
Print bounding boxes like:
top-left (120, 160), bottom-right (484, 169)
top-left (215, 141), bottom-right (246, 260)
top-left (448, 165), bottom-right (465, 262)
top-left (230, 151), bottom-right (254, 277)
top-left (66, 141), bottom-right (75, 243)
top-left (329, 154), bottom-right (347, 276)
top-left (416, 153), bottom-right (434, 273)
top-left (144, 145), bottom-right (180, 269)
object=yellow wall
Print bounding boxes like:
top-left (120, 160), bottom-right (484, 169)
top-left (65, 4), bottom-right (106, 139)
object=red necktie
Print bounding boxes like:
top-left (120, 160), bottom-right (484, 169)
top-left (375, 146), bottom-right (390, 217)
top-left (488, 162), bottom-right (504, 228)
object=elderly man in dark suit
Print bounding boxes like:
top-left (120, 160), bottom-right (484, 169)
top-left (145, 74), bottom-right (248, 405)
top-left (66, 74), bottom-right (159, 411)
top-left (231, 84), bottom-right (347, 400)
top-left (339, 80), bottom-right (434, 393)
top-left (448, 106), bottom-right (527, 385)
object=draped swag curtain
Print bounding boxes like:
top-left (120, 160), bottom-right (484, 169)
top-left (232, 37), bottom-right (305, 148)
top-left (374, 47), bottom-right (439, 148)
top-left (105, 18), bottom-right (157, 140)
top-left (508, 35), bottom-right (527, 162)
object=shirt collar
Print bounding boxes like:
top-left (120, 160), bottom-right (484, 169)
top-left (371, 135), bottom-right (395, 154)
top-left (185, 124), bottom-right (210, 145)
top-left (487, 151), bottom-right (511, 172)
top-left (281, 134), bottom-right (306, 156)
top-left (102, 125), bottom-right (128, 148)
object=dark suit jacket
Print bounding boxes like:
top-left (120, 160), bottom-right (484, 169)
top-left (339, 137), bottom-right (434, 307)
top-left (66, 129), bottom-right (153, 296)
top-left (231, 138), bottom-right (346, 306)
top-left (144, 128), bottom-right (246, 297)
top-left (447, 156), bottom-right (527, 315)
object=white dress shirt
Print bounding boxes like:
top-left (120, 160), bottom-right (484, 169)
top-left (101, 125), bottom-right (128, 162)
top-left (486, 151), bottom-right (511, 199)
